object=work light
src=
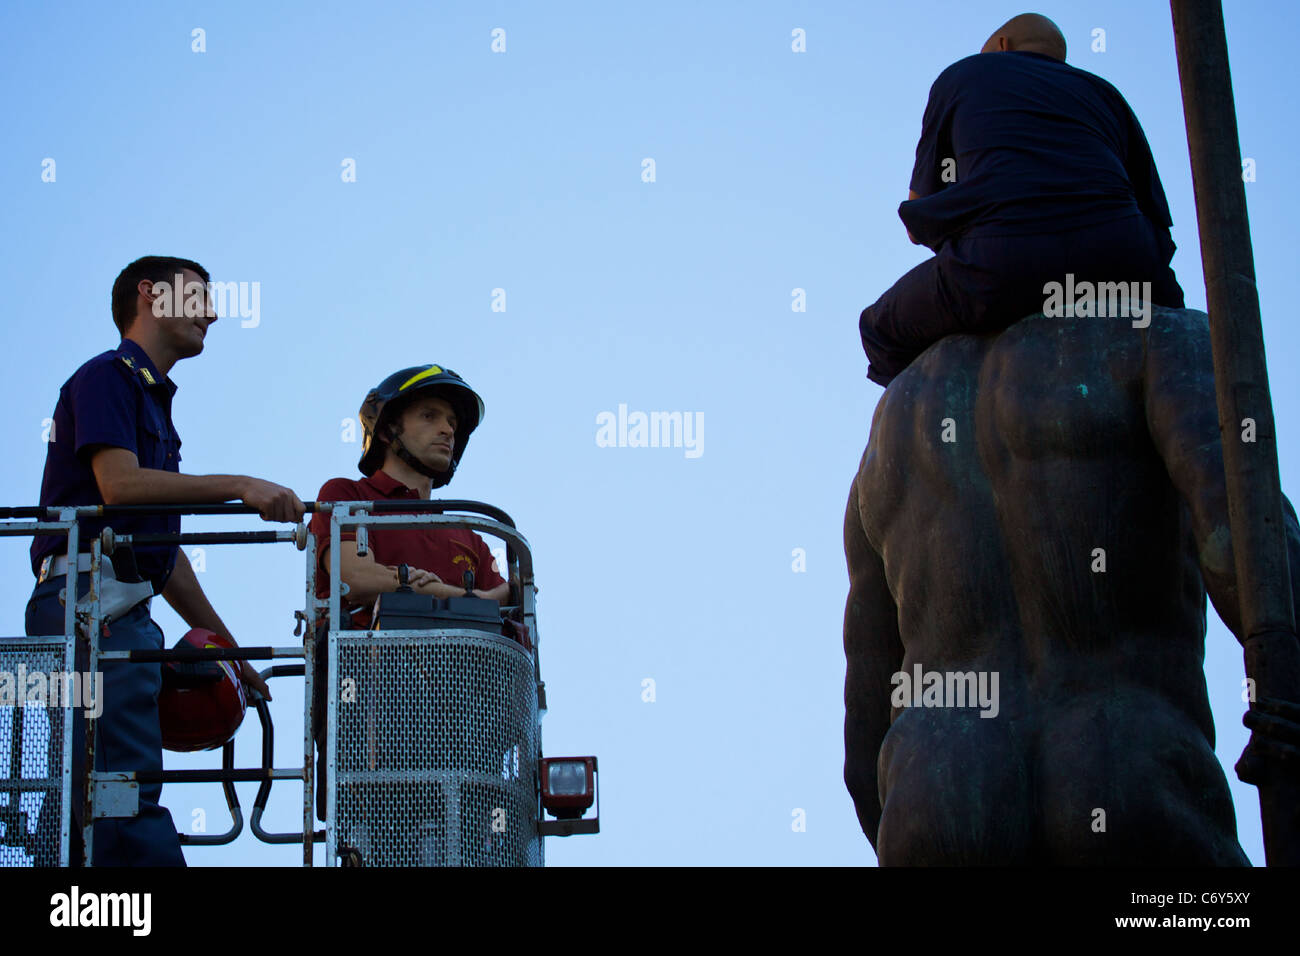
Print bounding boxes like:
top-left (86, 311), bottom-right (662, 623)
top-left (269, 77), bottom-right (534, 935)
top-left (538, 756), bottom-right (599, 835)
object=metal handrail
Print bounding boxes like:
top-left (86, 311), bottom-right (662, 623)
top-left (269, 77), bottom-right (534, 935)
top-left (0, 497), bottom-right (540, 867)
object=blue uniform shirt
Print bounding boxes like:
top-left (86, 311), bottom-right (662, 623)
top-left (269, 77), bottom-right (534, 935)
top-left (900, 51), bottom-right (1177, 253)
top-left (31, 339), bottom-right (182, 592)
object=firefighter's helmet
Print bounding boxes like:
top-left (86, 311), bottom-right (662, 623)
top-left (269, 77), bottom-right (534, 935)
top-left (159, 628), bottom-right (248, 752)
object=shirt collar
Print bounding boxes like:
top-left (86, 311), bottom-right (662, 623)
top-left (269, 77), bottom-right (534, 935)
top-left (117, 339), bottom-right (178, 397)
top-left (365, 469), bottom-right (420, 499)
top-left (1009, 50), bottom-right (1062, 63)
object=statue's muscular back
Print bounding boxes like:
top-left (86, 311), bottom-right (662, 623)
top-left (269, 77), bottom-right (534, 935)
top-left (846, 307), bottom-right (1249, 864)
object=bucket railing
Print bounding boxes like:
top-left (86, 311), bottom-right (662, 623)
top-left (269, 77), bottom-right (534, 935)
top-left (0, 499), bottom-right (546, 867)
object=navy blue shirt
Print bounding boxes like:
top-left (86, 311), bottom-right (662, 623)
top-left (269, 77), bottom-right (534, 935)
top-left (31, 339), bottom-right (182, 592)
top-left (900, 51), bottom-right (1176, 252)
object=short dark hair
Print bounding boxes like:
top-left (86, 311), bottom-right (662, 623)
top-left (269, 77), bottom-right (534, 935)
top-left (111, 256), bottom-right (210, 336)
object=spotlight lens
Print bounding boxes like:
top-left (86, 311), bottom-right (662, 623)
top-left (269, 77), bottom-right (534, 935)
top-left (548, 761), bottom-right (589, 796)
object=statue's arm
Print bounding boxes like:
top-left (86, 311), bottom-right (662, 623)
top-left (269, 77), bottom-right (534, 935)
top-left (1145, 311), bottom-right (1300, 791)
top-left (1145, 310), bottom-right (1300, 637)
top-left (843, 468), bottom-right (905, 853)
top-left (1143, 309), bottom-right (1244, 638)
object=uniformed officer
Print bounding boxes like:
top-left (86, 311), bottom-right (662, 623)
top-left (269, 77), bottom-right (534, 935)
top-left (26, 255), bottom-right (306, 866)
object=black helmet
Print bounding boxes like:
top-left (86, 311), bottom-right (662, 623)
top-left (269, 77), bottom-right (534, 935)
top-left (358, 365), bottom-right (485, 487)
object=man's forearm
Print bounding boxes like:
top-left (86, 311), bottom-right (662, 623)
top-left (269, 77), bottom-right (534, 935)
top-left (474, 582), bottom-right (510, 603)
top-left (348, 576), bottom-right (488, 603)
top-left (339, 560), bottom-right (404, 607)
top-left (335, 551), bottom-right (512, 605)
top-left (162, 548), bottom-right (270, 698)
top-left (161, 550), bottom-right (235, 641)
top-left (101, 466), bottom-right (248, 506)
top-left (423, 581), bottom-right (469, 600)
top-left (336, 547), bottom-right (469, 605)
top-left (416, 581), bottom-right (507, 602)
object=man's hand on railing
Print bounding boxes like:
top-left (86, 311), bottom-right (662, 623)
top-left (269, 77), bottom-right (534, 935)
top-left (238, 478), bottom-right (306, 523)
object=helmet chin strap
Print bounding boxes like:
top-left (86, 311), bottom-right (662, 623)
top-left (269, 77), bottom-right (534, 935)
top-left (390, 434), bottom-right (455, 484)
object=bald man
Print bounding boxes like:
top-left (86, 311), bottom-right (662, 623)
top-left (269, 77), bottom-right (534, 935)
top-left (858, 13), bottom-right (1185, 387)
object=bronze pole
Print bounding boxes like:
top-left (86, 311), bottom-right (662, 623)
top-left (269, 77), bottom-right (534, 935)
top-left (1171, 0), bottom-right (1300, 864)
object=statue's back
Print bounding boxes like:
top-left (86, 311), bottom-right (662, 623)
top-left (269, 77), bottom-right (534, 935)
top-left (849, 307), bottom-right (1249, 865)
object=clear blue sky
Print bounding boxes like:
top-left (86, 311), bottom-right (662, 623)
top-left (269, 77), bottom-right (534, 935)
top-left (2, 0), bottom-right (1296, 866)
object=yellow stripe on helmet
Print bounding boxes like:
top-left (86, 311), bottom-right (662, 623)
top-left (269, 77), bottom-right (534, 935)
top-left (399, 365), bottom-right (444, 391)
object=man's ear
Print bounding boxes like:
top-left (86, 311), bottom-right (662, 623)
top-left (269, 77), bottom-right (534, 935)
top-left (137, 279), bottom-right (159, 308)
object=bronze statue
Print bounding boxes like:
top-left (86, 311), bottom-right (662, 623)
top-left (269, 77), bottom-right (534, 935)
top-left (843, 305), bottom-right (1300, 864)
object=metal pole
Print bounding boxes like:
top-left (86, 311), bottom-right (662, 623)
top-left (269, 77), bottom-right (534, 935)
top-left (303, 530), bottom-right (317, 866)
top-left (1171, 0), bottom-right (1300, 865)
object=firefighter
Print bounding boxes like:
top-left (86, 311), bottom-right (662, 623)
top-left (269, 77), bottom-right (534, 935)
top-left (307, 365), bottom-right (510, 830)
top-left (309, 365), bottom-right (509, 615)
top-left (26, 255), bottom-right (305, 866)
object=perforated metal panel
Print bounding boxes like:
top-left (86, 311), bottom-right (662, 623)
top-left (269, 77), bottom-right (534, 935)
top-left (331, 629), bottom-right (542, 867)
top-left (0, 638), bottom-right (72, 867)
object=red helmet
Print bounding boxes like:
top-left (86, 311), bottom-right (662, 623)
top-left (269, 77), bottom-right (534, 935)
top-left (159, 628), bottom-right (248, 752)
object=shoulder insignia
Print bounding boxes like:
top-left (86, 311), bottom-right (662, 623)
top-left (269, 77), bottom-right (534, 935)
top-left (118, 354), bottom-right (157, 386)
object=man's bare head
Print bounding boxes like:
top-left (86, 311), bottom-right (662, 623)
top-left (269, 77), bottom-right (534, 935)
top-left (980, 13), bottom-right (1067, 61)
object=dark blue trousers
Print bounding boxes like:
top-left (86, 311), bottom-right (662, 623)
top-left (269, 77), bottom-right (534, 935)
top-left (859, 214), bottom-right (1186, 387)
top-left (26, 573), bottom-right (185, 866)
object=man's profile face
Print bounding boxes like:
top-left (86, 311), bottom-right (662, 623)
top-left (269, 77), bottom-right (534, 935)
top-left (144, 267), bottom-right (216, 358)
top-left (393, 394), bottom-right (458, 472)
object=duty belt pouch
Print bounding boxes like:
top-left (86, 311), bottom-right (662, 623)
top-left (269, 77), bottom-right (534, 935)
top-left (82, 546), bottom-right (154, 624)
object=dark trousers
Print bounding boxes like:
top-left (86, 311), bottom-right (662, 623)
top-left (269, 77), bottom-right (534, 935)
top-left (859, 214), bottom-right (1186, 387)
top-left (25, 574), bottom-right (185, 866)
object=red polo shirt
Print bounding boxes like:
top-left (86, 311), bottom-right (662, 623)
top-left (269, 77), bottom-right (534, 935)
top-left (309, 470), bottom-right (506, 609)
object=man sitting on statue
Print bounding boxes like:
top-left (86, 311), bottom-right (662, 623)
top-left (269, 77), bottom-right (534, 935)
top-left (858, 13), bottom-right (1186, 387)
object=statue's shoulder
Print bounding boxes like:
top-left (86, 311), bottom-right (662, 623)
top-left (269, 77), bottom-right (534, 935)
top-left (1154, 305), bottom-right (1209, 329)
top-left (916, 305), bottom-right (1209, 389)
top-left (875, 304), bottom-right (1209, 399)
top-left (872, 305), bottom-right (1210, 454)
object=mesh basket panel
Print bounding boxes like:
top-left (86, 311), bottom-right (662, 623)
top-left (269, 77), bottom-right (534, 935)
top-left (333, 630), bottom-right (541, 867)
top-left (0, 638), bottom-right (70, 867)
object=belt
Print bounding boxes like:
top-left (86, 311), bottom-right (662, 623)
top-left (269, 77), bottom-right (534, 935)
top-left (38, 553), bottom-right (94, 582)
top-left (37, 552), bottom-right (155, 623)
top-left (38, 552), bottom-right (96, 583)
